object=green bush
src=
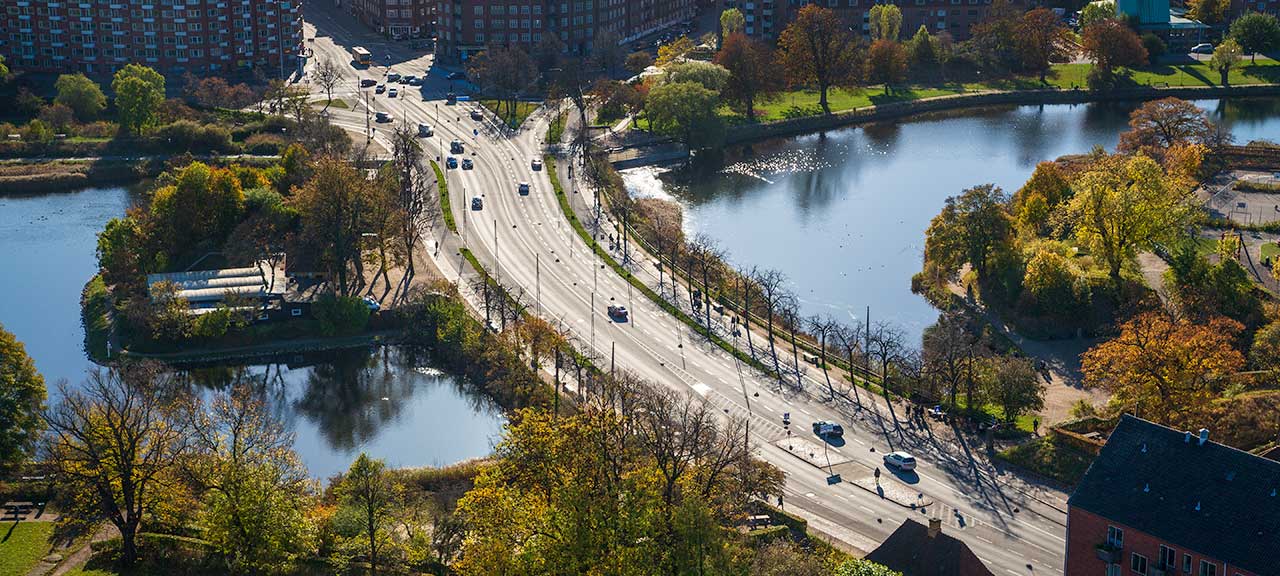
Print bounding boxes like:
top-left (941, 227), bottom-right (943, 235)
top-left (1236, 179), bottom-right (1280, 193)
top-left (243, 132), bottom-right (287, 155)
top-left (312, 294), bottom-right (371, 336)
top-left (996, 434), bottom-right (1094, 486)
top-left (155, 120), bottom-right (238, 154)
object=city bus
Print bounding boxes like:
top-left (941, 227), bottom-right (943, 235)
top-left (352, 46), bottom-right (372, 66)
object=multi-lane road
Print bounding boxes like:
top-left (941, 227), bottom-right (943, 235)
top-left (300, 4), bottom-right (1070, 573)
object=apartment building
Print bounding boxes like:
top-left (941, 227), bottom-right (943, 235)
top-left (0, 0), bottom-right (305, 79)
top-left (1065, 415), bottom-right (1278, 576)
top-left (348, 0), bottom-right (434, 39)
top-left (726, 0), bottom-right (1020, 42)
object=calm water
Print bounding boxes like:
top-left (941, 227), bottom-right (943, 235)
top-left (623, 98), bottom-right (1280, 341)
top-left (0, 187), bottom-right (503, 478)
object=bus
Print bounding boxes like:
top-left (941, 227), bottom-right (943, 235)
top-left (352, 46), bottom-right (372, 66)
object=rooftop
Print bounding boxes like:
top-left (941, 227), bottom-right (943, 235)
top-left (865, 518), bottom-right (995, 576)
top-left (1068, 415), bottom-right (1280, 575)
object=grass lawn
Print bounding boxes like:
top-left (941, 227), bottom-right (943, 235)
top-left (0, 521), bottom-right (55, 576)
top-left (997, 434), bottom-right (1095, 486)
top-left (478, 99), bottom-right (539, 128)
top-left (1262, 242), bottom-right (1280, 263)
top-left (312, 98), bottom-right (350, 109)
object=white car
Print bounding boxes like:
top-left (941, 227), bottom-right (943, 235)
top-left (388, 87), bottom-right (398, 98)
top-left (362, 296), bottom-right (381, 312)
top-left (1190, 43), bottom-right (1214, 55)
top-left (883, 451), bottom-right (917, 471)
top-left (531, 158), bottom-right (543, 171)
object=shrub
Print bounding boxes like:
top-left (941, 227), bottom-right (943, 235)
top-left (312, 294), bottom-right (371, 336)
top-left (1141, 33), bottom-right (1167, 60)
top-left (77, 121), bottom-right (118, 138)
top-left (242, 132), bottom-right (286, 155)
top-left (155, 120), bottom-right (238, 154)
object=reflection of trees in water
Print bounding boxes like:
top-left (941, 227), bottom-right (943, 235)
top-left (292, 346), bottom-right (415, 453)
top-left (183, 362), bottom-right (297, 430)
top-left (1211, 98), bottom-right (1280, 136)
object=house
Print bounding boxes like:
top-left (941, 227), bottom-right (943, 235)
top-left (1064, 415), bottom-right (1280, 576)
top-left (865, 518), bottom-right (996, 576)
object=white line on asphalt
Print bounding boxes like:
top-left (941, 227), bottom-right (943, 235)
top-left (858, 506), bottom-right (874, 514)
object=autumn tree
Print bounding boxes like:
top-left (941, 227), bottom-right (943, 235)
top-left (1117, 97), bottom-right (1216, 160)
top-left (715, 32), bottom-right (782, 120)
top-left (338, 453), bottom-right (399, 575)
top-left (1011, 161), bottom-right (1072, 236)
top-left (626, 50), bottom-right (653, 75)
top-left (1230, 12), bottom-right (1280, 63)
top-left (44, 364), bottom-right (192, 567)
top-left (868, 4), bottom-right (903, 41)
top-left (1080, 19), bottom-right (1147, 87)
top-left (1187, 0), bottom-right (1230, 25)
top-left (969, 0), bottom-right (1023, 72)
top-left (1082, 311), bottom-right (1245, 426)
top-left (112, 63), bottom-right (166, 135)
top-left (907, 25), bottom-right (939, 71)
top-left (922, 313), bottom-right (982, 409)
top-left (1016, 8), bottom-right (1073, 83)
top-left (720, 8), bottom-right (746, 40)
top-left (1065, 154), bottom-right (1194, 291)
top-left (777, 4), bottom-right (862, 114)
top-left (866, 39), bottom-right (908, 93)
top-left (313, 58), bottom-right (342, 109)
top-left (1209, 38), bottom-right (1243, 87)
top-left (0, 324), bottom-right (45, 473)
top-left (645, 80), bottom-right (725, 150)
top-left (291, 156), bottom-right (373, 296)
top-left (1079, 0), bottom-right (1117, 28)
top-left (979, 356), bottom-right (1045, 423)
top-left (656, 35), bottom-right (696, 66)
top-left (54, 73), bottom-right (106, 121)
top-left (924, 183), bottom-right (1012, 280)
top-left (148, 161), bottom-right (246, 258)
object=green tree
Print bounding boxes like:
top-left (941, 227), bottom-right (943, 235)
top-left (96, 215), bottom-right (150, 288)
top-left (626, 51), bottom-right (653, 75)
top-left (1079, 1), bottom-right (1117, 28)
top-left (0, 54), bottom-right (9, 81)
top-left (1188, 0), bottom-right (1231, 25)
top-left (715, 32), bottom-right (782, 120)
top-left (833, 558), bottom-right (905, 576)
top-left (44, 363), bottom-right (192, 567)
top-left (1065, 154), bottom-right (1194, 290)
top-left (149, 162), bottom-right (246, 258)
top-left (112, 64), bottom-right (165, 135)
top-left (1022, 244), bottom-right (1086, 312)
top-left (0, 324), bottom-right (45, 473)
top-left (1011, 162), bottom-right (1072, 236)
top-left (1209, 38), bottom-right (1243, 86)
top-left (645, 80), bottom-right (725, 150)
top-left (720, 8), bottom-right (746, 40)
top-left (21, 118), bottom-right (54, 143)
top-left (188, 387), bottom-right (314, 574)
top-left (868, 4), bottom-right (903, 41)
top-left (777, 4), bottom-right (862, 114)
top-left (866, 39), bottom-right (908, 93)
top-left (907, 25), bottom-right (938, 70)
top-left (980, 356), bottom-right (1046, 423)
top-left (1141, 33), bottom-right (1167, 60)
top-left (338, 453), bottom-right (398, 575)
top-left (1250, 319), bottom-right (1280, 373)
top-left (924, 184), bottom-right (1012, 280)
top-left (54, 73), bottom-right (107, 121)
top-left (1230, 12), bottom-right (1280, 63)
top-left (663, 60), bottom-right (731, 92)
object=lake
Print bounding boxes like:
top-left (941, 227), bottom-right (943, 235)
top-left (0, 187), bottom-right (504, 478)
top-left (622, 98), bottom-right (1280, 341)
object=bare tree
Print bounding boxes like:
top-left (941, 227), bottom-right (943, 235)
top-left (389, 125), bottom-right (441, 301)
top-left (688, 233), bottom-right (725, 341)
top-left (780, 298), bottom-right (804, 390)
top-left (808, 315), bottom-right (839, 399)
top-left (922, 312), bottom-right (982, 409)
top-left (752, 268), bottom-right (790, 381)
top-left (832, 322), bottom-right (866, 408)
top-left (312, 58), bottom-right (342, 110)
top-left (868, 321), bottom-right (905, 404)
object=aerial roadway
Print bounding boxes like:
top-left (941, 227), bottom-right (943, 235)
top-left (300, 7), bottom-right (1070, 573)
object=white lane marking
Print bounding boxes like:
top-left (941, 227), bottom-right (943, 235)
top-left (858, 505), bottom-right (874, 514)
top-left (690, 383), bottom-right (711, 396)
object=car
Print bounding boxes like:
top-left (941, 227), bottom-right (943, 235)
top-left (387, 72), bottom-right (401, 82)
top-left (362, 296), bottom-right (381, 312)
top-left (927, 405), bottom-right (946, 420)
top-left (518, 181), bottom-right (530, 195)
top-left (446, 92), bottom-right (458, 104)
top-left (360, 78), bottom-right (377, 87)
top-left (531, 158), bottom-right (543, 171)
top-left (1191, 43), bottom-right (1214, 55)
top-left (375, 84), bottom-right (386, 93)
top-left (471, 195), bottom-right (483, 210)
top-left (470, 109), bottom-right (483, 121)
top-left (388, 87), bottom-right (398, 98)
top-left (408, 77), bottom-right (423, 86)
top-left (883, 451), bottom-right (917, 471)
top-left (417, 123), bottom-right (433, 137)
top-left (375, 112), bottom-right (391, 123)
top-left (446, 156), bottom-right (458, 168)
top-left (450, 139), bottom-right (464, 154)
top-left (401, 75), bottom-right (416, 84)
top-left (607, 304), bottom-right (629, 320)
top-left (461, 158), bottom-right (473, 170)
top-left (812, 421), bottom-right (844, 437)
top-left (447, 71), bottom-right (466, 80)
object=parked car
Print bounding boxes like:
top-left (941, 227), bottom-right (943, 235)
top-left (446, 156), bottom-right (458, 168)
top-left (401, 75), bottom-right (416, 84)
top-left (812, 421), bottom-right (844, 438)
top-left (607, 304), bottom-right (629, 320)
top-left (461, 158), bottom-right (473, 170)
top-left (375, 84), bottom-right (386, 93)
top-left (883, 451), bottom-right (917, 471)
top-left (417, 123), bottom-right (433, 137)
top-left (531, 158), bottom-right (543, 171)
top-left (470, 109), bottom-right (483, 120)
top-left (927, 405), bottom-right (946, 420)
top-left (388, 87), bottom-right (398, 98)
top-left (387, 72), bottom-right (401, 82)
top-left (447, 71), bottom-right (466, 80)
top-left (360, 78), bottom-right (377, 87)
top-left (450, 139), bottom-right (464, 153)
top-left (518, 181), bottom-right (530, 195)
top-left (471, 195), bottom-right (483, 210)
top-left (362, 296), bottom-right (381, 312)
top-left (408, 77), bottom-right (423, 86)
top-left (375, 112), bottom-right (391, 123)
top-left (1190, 43), bottom-right (1214, 54)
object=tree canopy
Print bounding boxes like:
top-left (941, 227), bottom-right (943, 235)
top-left (645, 80), bottom-right (725, 150)
top-left (54, 73), bottom-right (107, 121)
top-left (112, 63), bottom-right (166, 135)
top-left (1230, 12), bottom-right (1280, 62)
top-left (0, 323), bottom-right (45, 472)
top-left (715, 33), bottom-right (782, 120)
top-left (924, 184), bottom-right (1013, 280)
top-left (777, 4), bottom-right (862, 114)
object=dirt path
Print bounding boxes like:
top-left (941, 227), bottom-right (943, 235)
top-left (23, 523), bottom-right (118, 576)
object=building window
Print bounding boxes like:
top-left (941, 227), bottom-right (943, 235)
top-left (1132, 553), bottom-right (1148, 576)
top-left (1183, 555), bottom-right (1193, 574)
top-left (1159, 546), bottom-right (1176, 571)
top-left (1107, 565), bottom-right (1122, 576)
top-left (1199, 561), bottom-right (1216, 576)
top-left (1106, 526), bottom-right (1123, 549)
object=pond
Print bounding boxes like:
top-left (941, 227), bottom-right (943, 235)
top-left (622, 98), bottom-right (1280, 341)
top-left (0, 187), bottom-right (504, 478)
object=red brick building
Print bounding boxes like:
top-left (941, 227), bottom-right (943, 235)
top-left (348, 0), bottom-right (435, 39)
top-left (0, 0), bottom-right (305, 79)
top-left (725, 0), bottom-right (1031, 42)
top-left (1065, 415), bottom-right (1279, 576)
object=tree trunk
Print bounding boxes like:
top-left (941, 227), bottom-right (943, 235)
top-left (120, 524), bottom-right (139, 567)
top-left (790, 328), bottom-right (802, 390)
top-left (819, 335), bottom-right (833, 399)
top-left (766, 311), bottom-right (781, 379)
top-left (846, 348), bottom-right (862, 408)
top-left (818, 81), bottom-right (830, 114)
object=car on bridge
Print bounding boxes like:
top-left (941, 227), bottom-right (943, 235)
top-left (607, 305), bottom-right (629, 321)
top-left (883, 451), bottom-right (917, 471)
top-left (461, 158), bottom-right (473, 170)
top-left (518, 182), bottom-right (530, 195)
top-left (446, 156), bottom-right (457, 169)
top-left (471, 196), bottom-right (483, 210)
top-left (812, 421), bottom-right (843, 438)
top-left (362, 296), bottom-right (381, 312)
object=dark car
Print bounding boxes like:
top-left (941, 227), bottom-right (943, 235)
top-left (447, 71), bottom-right (466, 80)
top-left (360, 78), bottom-right (377, 87)
top-left (607, 305), bottom-right (629, 321)
top-left (812, 421), bottom-right (844, 437)
top-left (469, 109), bottom-right (483, 120)
top-left (446, 156), bottom-right (458, 169)
top-left (461, 158), bottom-right (473, 170)
top-left (450, 140), bottom-right (464, 154)
top-left (374, 112), bottom-right (391, 123)
top-left (446, 92), bottom-right (458, 104)
top-left (386, 72), bottom-right (401, 82)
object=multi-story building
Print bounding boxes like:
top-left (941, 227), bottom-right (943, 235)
top-left (349, 0), bottom-right (434, 39)
top-left (0, 0), bottom-right (305, 79)
top-left (727, 0), bottom-right (1020, 42)
top-left (1065, 415), bottom-right (1279, 576)
top-left (434, 0), bottom-right (698, 62)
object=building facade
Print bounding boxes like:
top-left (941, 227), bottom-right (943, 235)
top-left (0, 0), bottom-right (305, 79)
top-left (725, 0), bottom-right (1024, 42)
top-left (348, 0), bottom-right (434, 39)
top-left (1064, 415), bottom-right (1278, 576)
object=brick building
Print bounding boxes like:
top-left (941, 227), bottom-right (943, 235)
top-left (1065, 415), bottom-right (1279, 576)
top-left (434, 0), bottom-right (699, 62)
top-left (0, 0), bottom-right (305, 79)
top-left (348, 0), bottom-right (434, 39)
top-left (724, 0), bottom-right (1026, 42)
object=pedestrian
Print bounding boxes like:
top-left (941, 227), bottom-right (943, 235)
top-left (1033, 418), bottom-right (1039, 436)
top-left (874, 466), bottom-right (881, 486)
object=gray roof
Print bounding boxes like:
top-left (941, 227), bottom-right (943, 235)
top-left (1068, 415), bottom-right (1280, 574)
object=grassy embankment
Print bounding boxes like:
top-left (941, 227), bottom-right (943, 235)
top-left (478, 99), bottom-right (539, 128)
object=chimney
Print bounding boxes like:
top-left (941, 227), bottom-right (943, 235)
top-left (1184, 431), bottom-right (1192, 444)
top-left (1199, 428), bottom-right (1210, 446)
top-left (927, 518), bottom-right (942, 538)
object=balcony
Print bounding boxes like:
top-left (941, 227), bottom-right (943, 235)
top-left (1095, 544), bottom-right (1122, 564)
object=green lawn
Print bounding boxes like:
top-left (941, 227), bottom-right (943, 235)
top-left (478, 99), bottom-right (539, 128)
top-left (0, 522), bottom-right (55, 576)
top-left (313, 98), bottom-right (350, 109)
top-left (997, 434), bottom-right (1095, 486)
top-left (1262, 242), bottom-right (1280, 263)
